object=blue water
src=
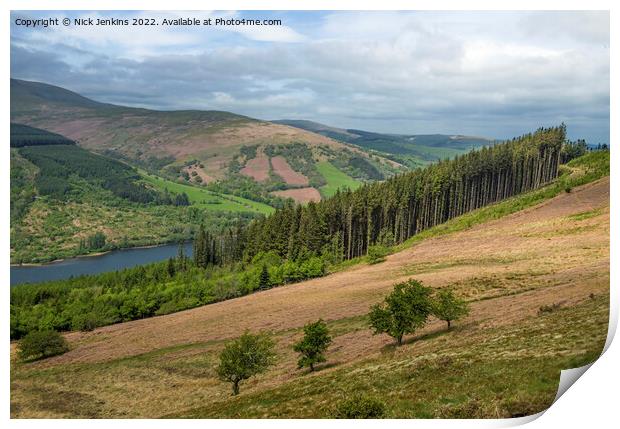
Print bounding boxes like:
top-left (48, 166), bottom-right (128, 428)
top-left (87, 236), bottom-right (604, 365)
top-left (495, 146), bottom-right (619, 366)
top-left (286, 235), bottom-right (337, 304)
top-left (10, 242), bottom-right (193, 286)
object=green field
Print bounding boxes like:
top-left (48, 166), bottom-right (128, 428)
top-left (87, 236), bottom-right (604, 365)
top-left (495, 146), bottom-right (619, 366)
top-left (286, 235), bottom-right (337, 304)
top-left (316, 161), bottom-right (362, 197)
top-left (412, 144), bottom-right (469, 160)
top-left (140, 171), bottom-right (274, 215)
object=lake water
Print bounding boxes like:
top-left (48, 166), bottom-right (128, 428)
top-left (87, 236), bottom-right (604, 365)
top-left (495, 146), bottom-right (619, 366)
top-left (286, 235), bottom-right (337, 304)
top-left (10, 242), bottom-right (193, 286)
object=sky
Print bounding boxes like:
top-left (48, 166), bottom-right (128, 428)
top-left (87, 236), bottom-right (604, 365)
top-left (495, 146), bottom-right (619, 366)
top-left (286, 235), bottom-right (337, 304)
top-left (10, 10), bottom-right (610, 143)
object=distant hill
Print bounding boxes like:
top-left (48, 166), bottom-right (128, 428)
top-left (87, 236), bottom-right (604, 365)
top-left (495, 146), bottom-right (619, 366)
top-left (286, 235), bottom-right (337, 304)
top-left (274, 119), bottom-right (496, 166)
top-left (10, 79), bottom-right (401, 205)
top-left (11, 78), bottom-right (111, 111)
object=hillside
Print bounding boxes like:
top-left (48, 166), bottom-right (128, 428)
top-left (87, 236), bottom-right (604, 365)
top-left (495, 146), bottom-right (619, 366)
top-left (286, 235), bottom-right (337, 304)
top-left (274, 119), bottom-right (495, 168)
top-left (10, 165), bottom-right (609, 418)
top-left (10, 125), bottom-right (266, 263)
top-left (11, 79), bottom-right (401, 204)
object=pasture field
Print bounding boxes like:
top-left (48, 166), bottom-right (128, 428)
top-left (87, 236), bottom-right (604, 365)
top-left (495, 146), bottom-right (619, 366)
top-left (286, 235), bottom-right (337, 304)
top-left (140, 171), bottom-right (274, 215)
top-left (317, 161), bottom-right (362, 197)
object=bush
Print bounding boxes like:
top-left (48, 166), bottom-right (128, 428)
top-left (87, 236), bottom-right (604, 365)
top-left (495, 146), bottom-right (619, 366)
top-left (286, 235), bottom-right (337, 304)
top-left (367, 245), bottom-right (388, 264)
top-left (17, 330), bottom-right (69, 361)
top-left (71, 312), bottom-right (101, 331)
top-left (333, 394), bottom-right (387, 418)
top-left (538, 302), bottom-right (562, 316)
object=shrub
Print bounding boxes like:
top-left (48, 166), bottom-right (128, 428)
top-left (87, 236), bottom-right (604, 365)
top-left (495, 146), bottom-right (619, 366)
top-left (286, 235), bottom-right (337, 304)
top-left (367, 245), bottom-right (388, 264)
top-left (538, 302), bottom-right (562, 316)
top-left (436, 398), bottom-right (488, 418)
top-left (71, 312), bottom-right (101, 332)
top-left (17, 330), bottom-right (69, 361)
top-left (333, 394), bottom-right (387, 418)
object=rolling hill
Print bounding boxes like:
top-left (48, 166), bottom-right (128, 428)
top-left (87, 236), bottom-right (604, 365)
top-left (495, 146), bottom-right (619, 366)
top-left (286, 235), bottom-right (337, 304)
top-left (273, 119), bottom-right (496, 168)
top-left (9, 124), bottom-right (266, 263)
top-left (11, 79), bottom-right (402, 205)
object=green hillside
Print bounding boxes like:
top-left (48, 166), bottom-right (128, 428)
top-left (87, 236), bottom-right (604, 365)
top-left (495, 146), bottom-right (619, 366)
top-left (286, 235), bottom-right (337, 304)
top-left (316, 161), bottom-right (362, 197)
top-left (10, 79), bottom-right (396, 197)
top-left (9, 126), bottom-right (267, 263)
top-left (140, 171), bottom-right (274, 215)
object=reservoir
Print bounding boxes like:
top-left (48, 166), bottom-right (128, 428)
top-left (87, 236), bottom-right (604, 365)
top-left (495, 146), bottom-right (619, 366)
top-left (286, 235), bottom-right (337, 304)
top-left (10, 241), bottom-right (193, 286)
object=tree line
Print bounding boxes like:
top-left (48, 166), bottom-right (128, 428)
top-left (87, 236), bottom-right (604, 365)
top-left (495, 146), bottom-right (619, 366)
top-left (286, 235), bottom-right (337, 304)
top-left (10, 123), bottom-right (76, 148)
top-left (242, 126), bottom-right (565, 262)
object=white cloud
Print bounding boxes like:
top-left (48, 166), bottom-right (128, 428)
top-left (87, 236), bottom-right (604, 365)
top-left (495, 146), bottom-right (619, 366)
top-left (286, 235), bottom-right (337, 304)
top-left (10, 10), bottom-right (610, 142)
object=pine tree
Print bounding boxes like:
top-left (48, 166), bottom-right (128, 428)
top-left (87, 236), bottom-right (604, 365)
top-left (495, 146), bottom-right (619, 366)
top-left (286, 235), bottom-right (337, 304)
top-left (166, 257), bottom-right (176, 278)
top-left (259, 264), bottom-right (271, 290)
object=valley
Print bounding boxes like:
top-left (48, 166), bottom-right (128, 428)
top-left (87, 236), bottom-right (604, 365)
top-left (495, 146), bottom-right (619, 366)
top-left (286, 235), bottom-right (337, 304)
top-left (10, 169), bottom-right (609, 418)
top-left (11, 79), bottom-right (447, 263)
top-left (11, 79), bottom-right (404, 207)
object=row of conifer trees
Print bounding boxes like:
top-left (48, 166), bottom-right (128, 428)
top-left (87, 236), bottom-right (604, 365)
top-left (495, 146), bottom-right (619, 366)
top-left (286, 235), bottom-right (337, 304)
top-left (240, 125), bottom-right (565, 262)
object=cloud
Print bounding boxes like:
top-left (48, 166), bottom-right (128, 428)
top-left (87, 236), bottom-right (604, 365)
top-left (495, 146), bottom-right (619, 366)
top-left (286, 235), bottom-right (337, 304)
top-left (10, 10), bottom-right (609, 143)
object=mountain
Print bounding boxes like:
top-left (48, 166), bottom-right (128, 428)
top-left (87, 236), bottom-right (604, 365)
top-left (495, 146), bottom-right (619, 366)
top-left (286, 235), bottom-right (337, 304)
top-left (273, 119), bottom-right (496, 168)
top-left (11, 78), bottom-right (111, 111)
top-left (11, 79), bottom-right (402, 204)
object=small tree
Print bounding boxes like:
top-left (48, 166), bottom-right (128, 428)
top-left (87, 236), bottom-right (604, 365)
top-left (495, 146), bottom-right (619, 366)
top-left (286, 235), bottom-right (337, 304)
top-left (293, 319), bottom-right (332, 371)
top-left (432, 288), bottom-right (470, 329)
top-left (369, 279), bottom-right (432, 346)
top-left (216, 331), bottom-right (276, 395)
top-left (258, 264), bottom-right (271, 290)
top-left (18, 330), bottom-right (69, 361)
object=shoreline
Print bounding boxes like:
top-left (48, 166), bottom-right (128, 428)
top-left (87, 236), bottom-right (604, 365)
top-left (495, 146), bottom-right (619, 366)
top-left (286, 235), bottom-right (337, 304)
top-left (10, 241), bottom-right (191, 267)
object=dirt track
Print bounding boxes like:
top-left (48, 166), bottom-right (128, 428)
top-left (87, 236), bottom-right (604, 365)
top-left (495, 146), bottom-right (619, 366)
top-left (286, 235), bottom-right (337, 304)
top-left (45, 177), bottom-right (609, 365)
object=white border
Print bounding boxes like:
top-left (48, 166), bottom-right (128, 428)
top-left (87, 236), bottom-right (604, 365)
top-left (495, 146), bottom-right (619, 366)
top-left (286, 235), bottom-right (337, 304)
top-left (2, 1), bottom-right (616, 428)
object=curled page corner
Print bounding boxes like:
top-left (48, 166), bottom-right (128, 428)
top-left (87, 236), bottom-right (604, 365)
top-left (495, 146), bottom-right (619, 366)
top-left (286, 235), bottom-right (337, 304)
top-left (553, 363), bottom-right (594, 404)
top-left (535, 298), bottom-right (618, 422)
top-left (503, 313), bottom-right (616, 427)
top-left (498, 364), bottom-right (595, 427)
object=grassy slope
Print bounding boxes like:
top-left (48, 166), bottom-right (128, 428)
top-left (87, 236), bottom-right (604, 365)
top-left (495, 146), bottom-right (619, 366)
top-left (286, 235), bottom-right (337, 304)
top-left (140, 171), bottom-right (274, 215)
top-left (10, 292), bottom-right (608, 418)
top-left (174, 295), bottom-right (607, 418)
top-left (332, 151), bottom-right (610, 271)
top-left (316, 161), bottom-right (362, 197)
